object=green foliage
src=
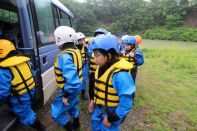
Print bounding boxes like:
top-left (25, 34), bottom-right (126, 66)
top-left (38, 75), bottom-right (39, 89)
top-left (83, 0), bottom-right (195, 34)
top-left (165, 14), bottom-right (184, 28)
top-left (60, 0), bottom-right (196, 41)
top-left (144, 27), bottom-right (197, 42)
top-left (0, 9), bottom-right (18, 23)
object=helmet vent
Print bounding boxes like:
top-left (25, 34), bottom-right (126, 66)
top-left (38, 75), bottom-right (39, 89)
top-left (57, 37), bottom-right (60, 42)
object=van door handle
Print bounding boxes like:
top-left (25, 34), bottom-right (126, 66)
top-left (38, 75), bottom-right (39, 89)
top-left (43, 56), bottom-right (47, 64)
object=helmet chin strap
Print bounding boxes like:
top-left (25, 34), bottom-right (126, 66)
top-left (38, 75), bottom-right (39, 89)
top-left (73, 41), bottom-right (78, 49)
top-left (76, 44), bottom-right (82, 50)
top-left (59, 45), bottom-right (64, 50)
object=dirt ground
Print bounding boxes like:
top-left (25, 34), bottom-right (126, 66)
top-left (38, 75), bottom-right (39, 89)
top-left (11, 73), bottom-right (146, 131)
top-left (11, 99), bottom-right (145, 131)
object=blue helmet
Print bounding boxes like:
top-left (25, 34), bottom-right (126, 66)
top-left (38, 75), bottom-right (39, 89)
top-left (122, 36), bottom-right (136, 45)
top-left (91, 34), bottom-right (119, 53)
top-left (94, 28), bottom-right (109, 37)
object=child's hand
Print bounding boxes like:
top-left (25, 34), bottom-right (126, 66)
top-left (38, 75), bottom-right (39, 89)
top-left (102, 117), bottom-right (111, 127)
top-left (129, 52), bottom-right (134, 57)
top-left (62, 97), bottom-right (69, 105)
top-left (88, 100), bottom-right (94, 114)
top-left (121, 50), bottom-right (125, 55)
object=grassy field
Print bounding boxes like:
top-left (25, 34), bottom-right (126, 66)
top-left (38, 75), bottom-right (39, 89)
top-left (141, 39), bottom-right (197, 48)
top-left (132, 46), bottom-right (197, 130)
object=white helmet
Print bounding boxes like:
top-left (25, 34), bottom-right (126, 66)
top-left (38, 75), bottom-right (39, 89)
top-left (54, 26), bottom-right (76, 46)
top-left (76, 32), bottom-right (85, 40)
top-left (121, 35), bottom-right (129, 40)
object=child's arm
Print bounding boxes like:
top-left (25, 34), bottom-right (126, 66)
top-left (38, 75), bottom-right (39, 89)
top-left (88, 72), bottom-right (95, 100)
top-left (0, 69), bottom-right (12, 100)
top-left (84, 44), bottom-right (93, 58)
top-left (134, 50), bottom-right (144, 66)
top-left (28, 61), bottom-right (36, 77)
top-left (108, 72), bottom-right (136, 123)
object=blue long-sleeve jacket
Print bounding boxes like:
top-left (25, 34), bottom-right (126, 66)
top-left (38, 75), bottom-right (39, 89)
top-left (0, 69), bottom-right (12, 100)
top-left (112, 71), bottom-right (136, 119)
top-left (57, 53), bottom-right (81, 95)
top-left (120, 42), bottom-right (125, 52)
top-left (84, 44), bottom-right (93, 59)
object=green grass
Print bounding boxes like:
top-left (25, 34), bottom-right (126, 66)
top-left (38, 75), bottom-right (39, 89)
top-left (134, 47), bottom-right (197, 130)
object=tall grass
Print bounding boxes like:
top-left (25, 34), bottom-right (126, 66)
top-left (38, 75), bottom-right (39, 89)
top-left (134, 47), bottom-right (197, 130)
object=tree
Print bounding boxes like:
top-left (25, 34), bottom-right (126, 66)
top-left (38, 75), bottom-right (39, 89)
top-left (60, 0), bottom-right (195, 36)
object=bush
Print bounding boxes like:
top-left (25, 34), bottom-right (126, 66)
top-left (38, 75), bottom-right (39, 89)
top-left (143, 27), bottom-right (197, 42)
top-left (165, 15), bottom-right (184, 29)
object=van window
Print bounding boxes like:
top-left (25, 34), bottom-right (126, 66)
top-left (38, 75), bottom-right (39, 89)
top-left (0, 9), bottom-right (22, 47)
top-left (52, 6), bottom-right (59, 27)
top-left (59, 10), bottom-right (70, 26)
top-left (34, 0), bottom-right (55, 45)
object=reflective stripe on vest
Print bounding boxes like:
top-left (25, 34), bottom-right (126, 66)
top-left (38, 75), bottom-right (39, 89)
top-left (54, 49), bottom-right (83, 89)
top-left (89, 53), bottom-right (97, 73)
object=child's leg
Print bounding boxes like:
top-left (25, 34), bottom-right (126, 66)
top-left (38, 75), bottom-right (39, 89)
top-left (130, 67), bottom-right (138, 82)
top-left (51, 94), bottom-right (71, 126)
top-left (82, 64), bottom-right (89, 90)
top-left (91, 107), bottom-right (104, 131)
top-left (11, 90), bottom-right (47, 130)
top-left (81, 64), bottom-right (89, 100)
top-left (91, 107), bottom-right (122, 131)
top-left (68, 96), bottom-right (79, 118)
top-left (68, 97), bottom-right (80, 129)
top-left (12, 100), bottom-right (36, 126)
top-left (10, 90), bottom-right (36, 126)
top-left (100, 123), bottom-right (120, 131)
